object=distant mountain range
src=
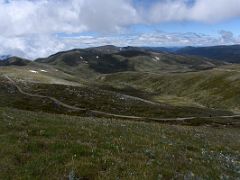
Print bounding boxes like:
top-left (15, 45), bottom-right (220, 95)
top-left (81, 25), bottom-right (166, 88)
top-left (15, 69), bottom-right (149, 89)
top-left (175, 45), bottom-right (240, 63)
top-left (0, 45), bottom-right (221, 76)
top-left (0, 55), bottom-right (11, 60)
top-left (142, 47), bottom-right (182, 53)
top-left (1, 44), bottom-right (240, 70)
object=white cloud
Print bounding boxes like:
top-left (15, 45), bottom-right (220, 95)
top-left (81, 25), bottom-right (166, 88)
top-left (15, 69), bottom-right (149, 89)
top-left (0, 0), bottom-right (240, 58)
top-left (1, 31), bottom-right (239, 59)
top-left (0, 0), bottom-right (139, 37)
top-left (147, 0), bottom-right (240, 23)
top-left (1, 0), bottom-right (240, 36)
top-left (190, 0), bottom-right (240, 22)
top-left (131, 31), bottom-right (240, 46)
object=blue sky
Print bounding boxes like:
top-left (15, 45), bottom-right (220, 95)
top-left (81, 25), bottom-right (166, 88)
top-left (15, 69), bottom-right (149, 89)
top-left (132, 19), bottom-right (240, 35)
top-left (0, 0), bottom-right (240, 59)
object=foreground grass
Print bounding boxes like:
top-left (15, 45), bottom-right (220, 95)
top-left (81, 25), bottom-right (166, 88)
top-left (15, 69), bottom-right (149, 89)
top-left (0, 108), bottom-right (239, 179)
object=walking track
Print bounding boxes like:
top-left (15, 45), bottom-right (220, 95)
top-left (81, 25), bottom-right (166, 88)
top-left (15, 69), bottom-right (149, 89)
top-left (4, 75), bottom-right (240, 124)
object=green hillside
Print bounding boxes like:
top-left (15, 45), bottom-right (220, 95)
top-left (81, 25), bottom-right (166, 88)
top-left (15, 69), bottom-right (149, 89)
top-left (35, 47), bottom-right (221, 77)
top-left (99, 65), bottom-right (240, 112)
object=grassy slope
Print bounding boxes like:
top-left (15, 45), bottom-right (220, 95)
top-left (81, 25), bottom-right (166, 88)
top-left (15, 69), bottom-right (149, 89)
top-left (0, 107), bottom-right (239, 179)
top-left (127, 53), bottom-right (219, 73)
top-left (99, 66), bottom-right (240, 112)
top-left (0, 64), bottom-right (81, 86)
top-left (1, 75), bottom-right (231, 119)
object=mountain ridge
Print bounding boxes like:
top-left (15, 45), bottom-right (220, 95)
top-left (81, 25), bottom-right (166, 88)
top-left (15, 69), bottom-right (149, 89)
top-left (176, 44), bottom-right (240, 63)
top-left (0, 56), bottom-right (31, 66)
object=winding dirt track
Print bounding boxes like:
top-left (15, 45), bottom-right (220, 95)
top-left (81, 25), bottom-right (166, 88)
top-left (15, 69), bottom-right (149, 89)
top-left (4, 75), bottom-right (84, 111)
top-left (215, 68), bottom-right (240, 73)
top-left (4, 75), bottom-right (240, 123)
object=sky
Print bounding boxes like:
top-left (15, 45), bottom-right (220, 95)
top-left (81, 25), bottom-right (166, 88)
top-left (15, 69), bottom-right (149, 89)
top-left (0, 0), bottom-right (240, 59)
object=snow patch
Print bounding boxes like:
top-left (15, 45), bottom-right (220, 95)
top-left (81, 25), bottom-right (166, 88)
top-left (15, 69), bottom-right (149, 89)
top-left (96, 56), bottom-right (99, 59)
top-left (29, 70), bottom-right (38, 73)
top-left (40, 69), bottom-right (48, 73)
top-left (80, 56), bottom-right (83, 60)
top-left (153, 56), bottom-right (160, 62)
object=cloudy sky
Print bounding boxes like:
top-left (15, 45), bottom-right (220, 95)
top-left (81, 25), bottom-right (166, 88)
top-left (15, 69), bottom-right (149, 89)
top-left (0, 0), bottom-right (240, 59)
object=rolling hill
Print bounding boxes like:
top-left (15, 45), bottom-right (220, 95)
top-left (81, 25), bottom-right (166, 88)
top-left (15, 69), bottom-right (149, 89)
top-left (98, 65), bottom-right (240, 112)
top-left (0, 56), bottom-right (31, 66)
top-left (35, 46), bottom-right (221, 77)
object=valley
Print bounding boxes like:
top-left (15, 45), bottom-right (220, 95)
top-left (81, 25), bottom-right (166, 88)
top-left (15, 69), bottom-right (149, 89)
top-left (0, 46), bottom-right (240, 179)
